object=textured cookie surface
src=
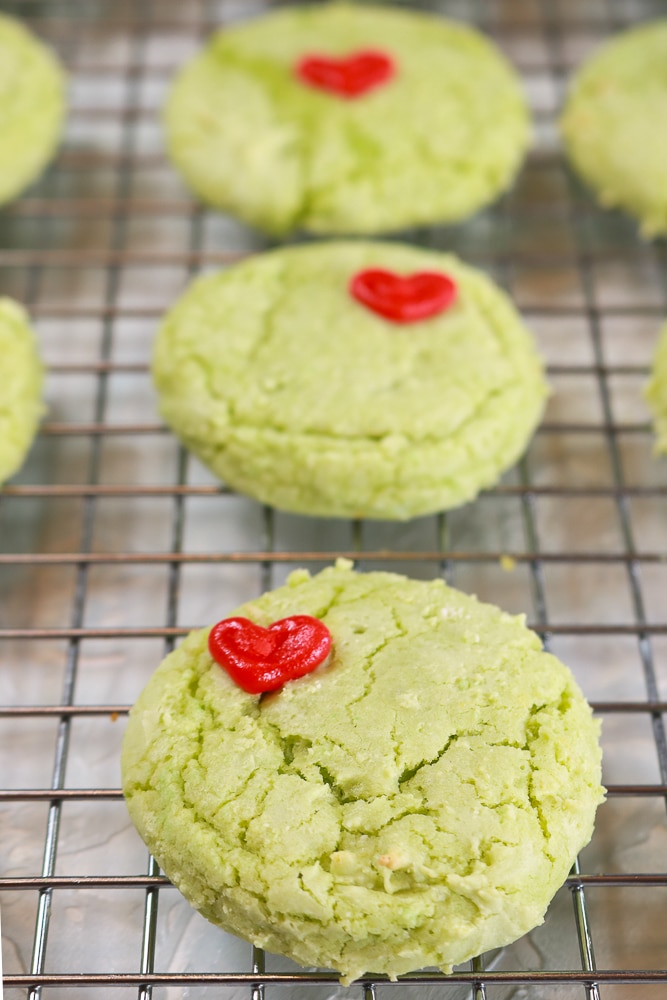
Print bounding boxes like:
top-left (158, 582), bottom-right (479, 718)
top-left (122, 562), bottom-right (604, 983)
top-left (645, 322), bottom-right (667, 452)
top-left (0, 299), bottom-right (44, 483)
top-left (560, 20), bottom-right (667, 236)
top-left (153, 241), bottom-right (547, 520)
top-left (0, 13), bottom-right (66, 206)
top-left (164, 2), bottom-right (529, 234)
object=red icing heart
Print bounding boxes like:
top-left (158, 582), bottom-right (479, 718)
top-left (295, 50), bottom-right (396, 99)
top-left (350, 269), bottom-right (458, 323)
top-left (208, 615), bottom-right (332, 694)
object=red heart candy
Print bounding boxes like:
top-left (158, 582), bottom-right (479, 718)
top-left (350, 269), bottom-right (458, 323)
top-left (295, 50), bottom-right (396, 99)
top-left (208, 615), bottom-right (332, 695)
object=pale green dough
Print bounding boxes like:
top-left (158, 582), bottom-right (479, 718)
top-left (0, 13), bottom-right (66, 207)
top-left (122, 561), bottom-right (604, 984)
top-left (561, 20), bottom-right (667, 237)
top-left (153, 241), bottom-right (548, 520)
top-left (164, 2), bottom-right (530, 234)
top-left (0, 299), bottom-right (44, 484)
top-left (645, 322), bottom-right (667, 452)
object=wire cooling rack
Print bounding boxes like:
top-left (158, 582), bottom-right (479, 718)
top-left (1, 0), bottom-right (667, 997)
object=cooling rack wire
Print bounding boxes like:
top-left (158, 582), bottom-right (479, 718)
top-left (1, 0), bottom-right (667, 997)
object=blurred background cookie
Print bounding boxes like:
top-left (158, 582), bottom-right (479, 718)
top-left (560, 20), bottom-right (667, 238)
top-left (645, 322), bottom-right (667, 453)
top-left (152, 241), bottom-right (547, 520)
top-left (0, 299), bottom-right (44, 484)
top-left (0, 12), bottom-right (66, 207)
top-left (164, 2), bottom-right (530, 234)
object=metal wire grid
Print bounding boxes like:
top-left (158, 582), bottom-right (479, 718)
top-left (1, 0), bottom-right (667, 997)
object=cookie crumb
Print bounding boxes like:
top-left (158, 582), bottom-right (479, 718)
top-left (376, 852), bottom-right (410, 871)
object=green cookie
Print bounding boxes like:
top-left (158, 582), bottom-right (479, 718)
top-left (0, 299), bottom-right (44, 483)
top-left (645, 322), bottom-right (667, 452)
top-left (0, 13), bottom-right (66, 207)
top-left (122, 561), bottom-right (604, 984)
top-left (153, 241), bottom-right (547, 520)
top-left (560, 20), bottom-right (667, 237)
top-left (164, 2), bottom-right (530, 234)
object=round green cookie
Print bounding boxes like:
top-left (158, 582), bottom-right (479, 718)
top-left (164, 2), bottom-right (530, 235)
top-left (560, 21), bottom-right (667, 237)
top-left (645, 322), bottom-right (667, 452)
top-left (0, 13), bottom-right (66, 207)
top-left (121, 561), bottom-right (604, 984)
top-left (153, 241), bottom-right (547, 520)
top-left (0, 298), bottom-right (44, 484)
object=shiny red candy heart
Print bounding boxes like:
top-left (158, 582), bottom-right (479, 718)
top-left (295, 49), bottom-right (396, 99)
top-left (350, 269), bottom-right (458, 323)
top-left (208, 615), bottom-right (332, 694)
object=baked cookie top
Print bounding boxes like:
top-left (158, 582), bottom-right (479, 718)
top-left (164, 2), bottom-right (530, 234)
top-left (645, 322), bottom-right (667, 452)
top-left (560, 20), bottom-right (667, 237)
top-left (122, 562), bottom-right (604, 984)
top-left (0, 298), bottom-right (44, 484)
top-left (153, 241), bottom-right (547, 520)
top-left (0, 13), bottom-right (66, 207)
